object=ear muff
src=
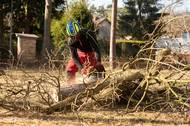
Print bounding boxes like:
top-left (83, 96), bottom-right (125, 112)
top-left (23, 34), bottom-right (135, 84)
top-left (66, 20), bottom-right (81, 36)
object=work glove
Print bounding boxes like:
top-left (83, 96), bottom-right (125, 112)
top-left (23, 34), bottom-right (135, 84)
top-left (95, 62), bottom-right (105, 73)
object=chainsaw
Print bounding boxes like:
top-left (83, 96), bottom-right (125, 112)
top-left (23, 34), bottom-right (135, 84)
top-left (81, 64), bottom-right (105, 83)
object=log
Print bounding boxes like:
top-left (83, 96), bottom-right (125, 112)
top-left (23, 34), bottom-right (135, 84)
top-left (58, 75), bottom-right (103, 101)
top-left (45, 69), bottom-right (144, 113)
top-left (58, 84), bottom-right (86, 101)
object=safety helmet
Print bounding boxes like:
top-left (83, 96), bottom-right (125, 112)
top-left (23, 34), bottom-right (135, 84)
top-left (66, 20), bottom-right (81, 36)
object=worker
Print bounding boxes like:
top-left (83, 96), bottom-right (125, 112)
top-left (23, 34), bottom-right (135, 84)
top-left (65, 20), bottom-right (105, 84)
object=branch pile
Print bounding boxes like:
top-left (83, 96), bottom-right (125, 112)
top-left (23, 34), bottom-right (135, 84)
top-left (0, 49), bottom-right (190, 113)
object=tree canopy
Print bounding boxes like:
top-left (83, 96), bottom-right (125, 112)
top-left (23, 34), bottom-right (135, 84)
top-left (118, 0), bottom-right (163, 40)
top-left (0, 0), bottom-right (65, 53)
top-left (51, 2), bottom-right (94, 50)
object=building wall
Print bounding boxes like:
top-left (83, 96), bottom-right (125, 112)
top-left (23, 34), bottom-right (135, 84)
top-left (96, 21), bottom-right (111, 41)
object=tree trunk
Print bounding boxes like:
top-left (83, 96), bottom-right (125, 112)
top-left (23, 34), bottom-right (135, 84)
top-left (0, 8), bottom-right (4, 45)
top-left (109, 0), bottom-right (117, 69)
top-left (42, 0), bottom-right (52, 61)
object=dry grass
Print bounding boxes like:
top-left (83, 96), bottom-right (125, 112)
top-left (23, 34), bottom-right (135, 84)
top-left (0, 107), bottom-right (190, 126)
top-left (0, 68), bottom-right (190, 125)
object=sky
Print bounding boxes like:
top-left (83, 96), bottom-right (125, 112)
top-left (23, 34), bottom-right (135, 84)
top-left (87, 0), bottom-right (190, 12)
top-left (67, 0), bottom-right (124, 8)
top-left (88, 0), bottom-right (124, 8)
top-left (162, 0), bottom-right (190, 12)
top-left (67, 0), bottom-right (190, 13)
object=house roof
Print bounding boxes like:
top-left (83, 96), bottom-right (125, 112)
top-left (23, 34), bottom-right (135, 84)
top-left (93, 15), bottom-right (110, 27)
top-left (15, 33), bottom-right (39, 39)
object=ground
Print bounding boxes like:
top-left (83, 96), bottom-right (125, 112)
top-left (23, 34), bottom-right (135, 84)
top-left (0, 108), bottom-right (190, 126)
top-left (0, 69), bottom-right (190, 126)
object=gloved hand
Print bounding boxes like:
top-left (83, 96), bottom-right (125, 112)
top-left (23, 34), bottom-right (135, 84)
top-left (95, 62), bottom-right (105, 73)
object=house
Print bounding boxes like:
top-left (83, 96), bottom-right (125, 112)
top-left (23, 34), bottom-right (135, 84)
top-left (155, 32), bottom-right (190, 63)
top-left (92, 15), bottom-right (111, 54)
top-left (93, 15), bottom-right (111, 41)
top-left (156, 32), bottom-right (190, 53)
